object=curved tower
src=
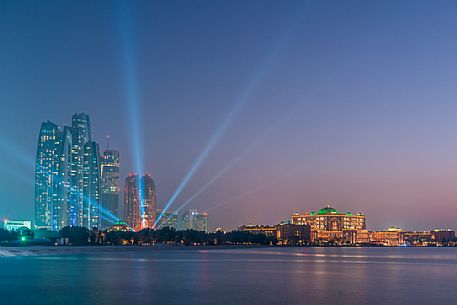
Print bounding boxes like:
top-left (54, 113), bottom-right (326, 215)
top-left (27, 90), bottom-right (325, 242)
top-left (70, 113), bottom-right (91, 226)
top-left (35, 122), bottom-right (72, 231)
top-left (82, 141), bottom-right (101, 230)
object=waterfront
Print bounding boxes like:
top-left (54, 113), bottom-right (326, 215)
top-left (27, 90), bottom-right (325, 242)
top-left (1, 247), bottom-right (456, 305)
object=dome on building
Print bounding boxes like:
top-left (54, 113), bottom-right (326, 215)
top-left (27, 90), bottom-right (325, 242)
top-left (317, 205), bottom-right (339, 215)
top-left (109, 221), bottom-right (134, 232)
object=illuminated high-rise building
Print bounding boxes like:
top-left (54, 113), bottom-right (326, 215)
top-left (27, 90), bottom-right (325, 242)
top-left (35, 122), bottom-right (73, 231)
top-left (53, 126), bottom-right (73, 230)
top-left (70, 113), bottom-right (91, 226)
top-left (100, 149), bottom-right (120, 229)
top-left (35, 121), bottom-right (60, 230)
top-left (82, 141), bottom-right (101, 230)
top-left (35, 113), bottom-right (102, 231)
top-left (141, 174), bottom-right (157, 229)
top-left (123, 174), bottom-right (157, 231)
top-left (178, 209), bottom-right (208, 232)
top-left (124, 174), bottom-right (141, 231)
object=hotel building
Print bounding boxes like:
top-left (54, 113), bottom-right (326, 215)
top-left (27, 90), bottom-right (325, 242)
top-left (291, 205), bottom-right (366, 231)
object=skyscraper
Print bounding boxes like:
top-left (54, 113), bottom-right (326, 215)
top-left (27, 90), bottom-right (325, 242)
top-left (142, 174), bottom-right (157, 229)
top-left (124, 174), bottom-right (141, 231)
top-left (124, 174), bottom-right (157, 231)
top-left (35, 122), bottom-right (73, 231)
top-left (70, 113), bottom-right (91, 226)
top-left (35, 121), bottom-right (60, 230)
top-left (82, 141), bottom-right (101, 230)
top-left (100, 149), bottom-right (120, 229)
top-left (35, 113), bottom-right (102, 231)
top-left (52, 126), bottom-right (73, 230)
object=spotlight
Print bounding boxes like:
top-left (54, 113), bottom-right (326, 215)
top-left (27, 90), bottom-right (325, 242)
top-left (207, 165), bottom-right (304, 212)
top-left (116, 2), bottom-right (146, 217)
top-left (156, 14), bottom-right (302, 226)
top-left (0, 137), bottom-right (35, 169)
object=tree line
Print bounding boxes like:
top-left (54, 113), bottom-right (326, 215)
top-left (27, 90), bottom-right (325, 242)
top-left (58, 226), bottom-right (278, 246)
top-left (0, 228), bottom-right (20, 242)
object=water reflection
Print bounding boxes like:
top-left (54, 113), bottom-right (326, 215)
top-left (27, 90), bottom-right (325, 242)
top-left (1, 247), bottom-right (457, 305)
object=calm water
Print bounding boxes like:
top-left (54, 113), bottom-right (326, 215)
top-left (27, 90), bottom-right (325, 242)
top-left (1, 247), bottom-right (457, 305)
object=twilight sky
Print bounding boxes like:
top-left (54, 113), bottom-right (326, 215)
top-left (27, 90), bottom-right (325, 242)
top-left (1, 0), bottom-right (457, 230)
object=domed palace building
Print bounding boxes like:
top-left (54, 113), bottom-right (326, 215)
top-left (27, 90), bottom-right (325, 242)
top-left (291, 205), bottom-right (367, 242)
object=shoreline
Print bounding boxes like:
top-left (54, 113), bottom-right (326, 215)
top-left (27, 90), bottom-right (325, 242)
top-left (0, 244), bottom-right (270, 257)
top-left (2, 243), bottom-right (456, 258)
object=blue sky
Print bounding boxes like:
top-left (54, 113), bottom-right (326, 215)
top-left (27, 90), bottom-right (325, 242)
top-left (1, 1), bottom-right (457, 230)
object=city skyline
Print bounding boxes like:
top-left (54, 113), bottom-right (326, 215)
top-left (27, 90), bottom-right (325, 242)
top-left (2, 1), bottom-right (457, 231)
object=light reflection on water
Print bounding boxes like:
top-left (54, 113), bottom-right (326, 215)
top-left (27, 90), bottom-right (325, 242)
top-left (1, 247), bottom-right (457, 305)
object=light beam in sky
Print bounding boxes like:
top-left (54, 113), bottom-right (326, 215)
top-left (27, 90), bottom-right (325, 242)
top-left (0, 164), bottom-right (34, 185)
top-left (156, 6), bottom-right (307, 226)
top-left (207, 164), bottom-right (306, 213)
top-left (0, 137), bottom-right (35, 169)
top-left (116, 2), bottom-right (146, 218)
top-left (173, 74), bottom-right (335, 214)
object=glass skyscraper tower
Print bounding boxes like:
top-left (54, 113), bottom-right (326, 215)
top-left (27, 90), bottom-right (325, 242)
top-left (35, 122), bottom-right (73, 231)
top-left (100, 149), bottom-right (120, 229)
top-left (141, 174), bottom-right (157, 230)
top-left (70, 113), bottom-right (91, 227)
top-left (124, 174), bottom-right (141, 231)
top-left (35, 113), bottom-right (102, 231)
top-left (124, 174), bottom-right (156, 231)
top-left (82, 141), bottom-right (101, 230)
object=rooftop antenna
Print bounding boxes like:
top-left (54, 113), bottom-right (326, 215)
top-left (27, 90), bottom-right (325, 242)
top-left (106, 135), bottom-right (110, 150)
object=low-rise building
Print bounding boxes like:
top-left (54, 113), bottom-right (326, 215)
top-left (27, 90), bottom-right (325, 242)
top-left (369, 227), bottom-right (403, 246)
top-left (291, 205), bottom-right (366, 231)
top-left (292, 205), bottom-right (366, 244)
top-left (431, 229), bottom-right (455, 242)
top-left (276, 222), bottom-right (311, 245)
top-left (402, 231), bottom-right (431, 246)
top-left (178, 209), bottom-right (208, 232)
top-left (238, 224), bottom-right (276, 237)
top-left (108, 221), bottom-right (134, 232)
top-left (156, 209), bottom-right (178, 229)
top-left (2, 220), bottom-right (32, 231)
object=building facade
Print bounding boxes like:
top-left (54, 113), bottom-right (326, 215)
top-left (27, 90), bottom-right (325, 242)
top-left (369, 228), bottom-right (403, 246)
top-left (82, 141), bottom-right (101, 230)
top-left (35, 121), bottom-right (73, 231)
top-left (178, 209), bottom-right (208, 232)
top-left (52, 126), bottom-right (73, 230)
top-left (431, 229), bottom-right (455, 242)
top-left (2, 220), bottom-right (32, 231)
top-left (238, 224), bottom-right (276, 237)
top-left (123, 174), bottom-right (157, 231)
top-left (156, 209), bottom-right (178, 229)
top-left (100, 150), bottom-right (120, 229)
top-left (70, 113), bottom-right (92, 227)
top-left (141, 174), bottom-right (157, 229)
top-left (35, 113), bottom-right (102, 231)
top-left (291, 206), bottom-right (366, 232)
top-left (276, 222), bottom-right (311, 245)
top-left (124, 174), bottom-right (141, 231)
